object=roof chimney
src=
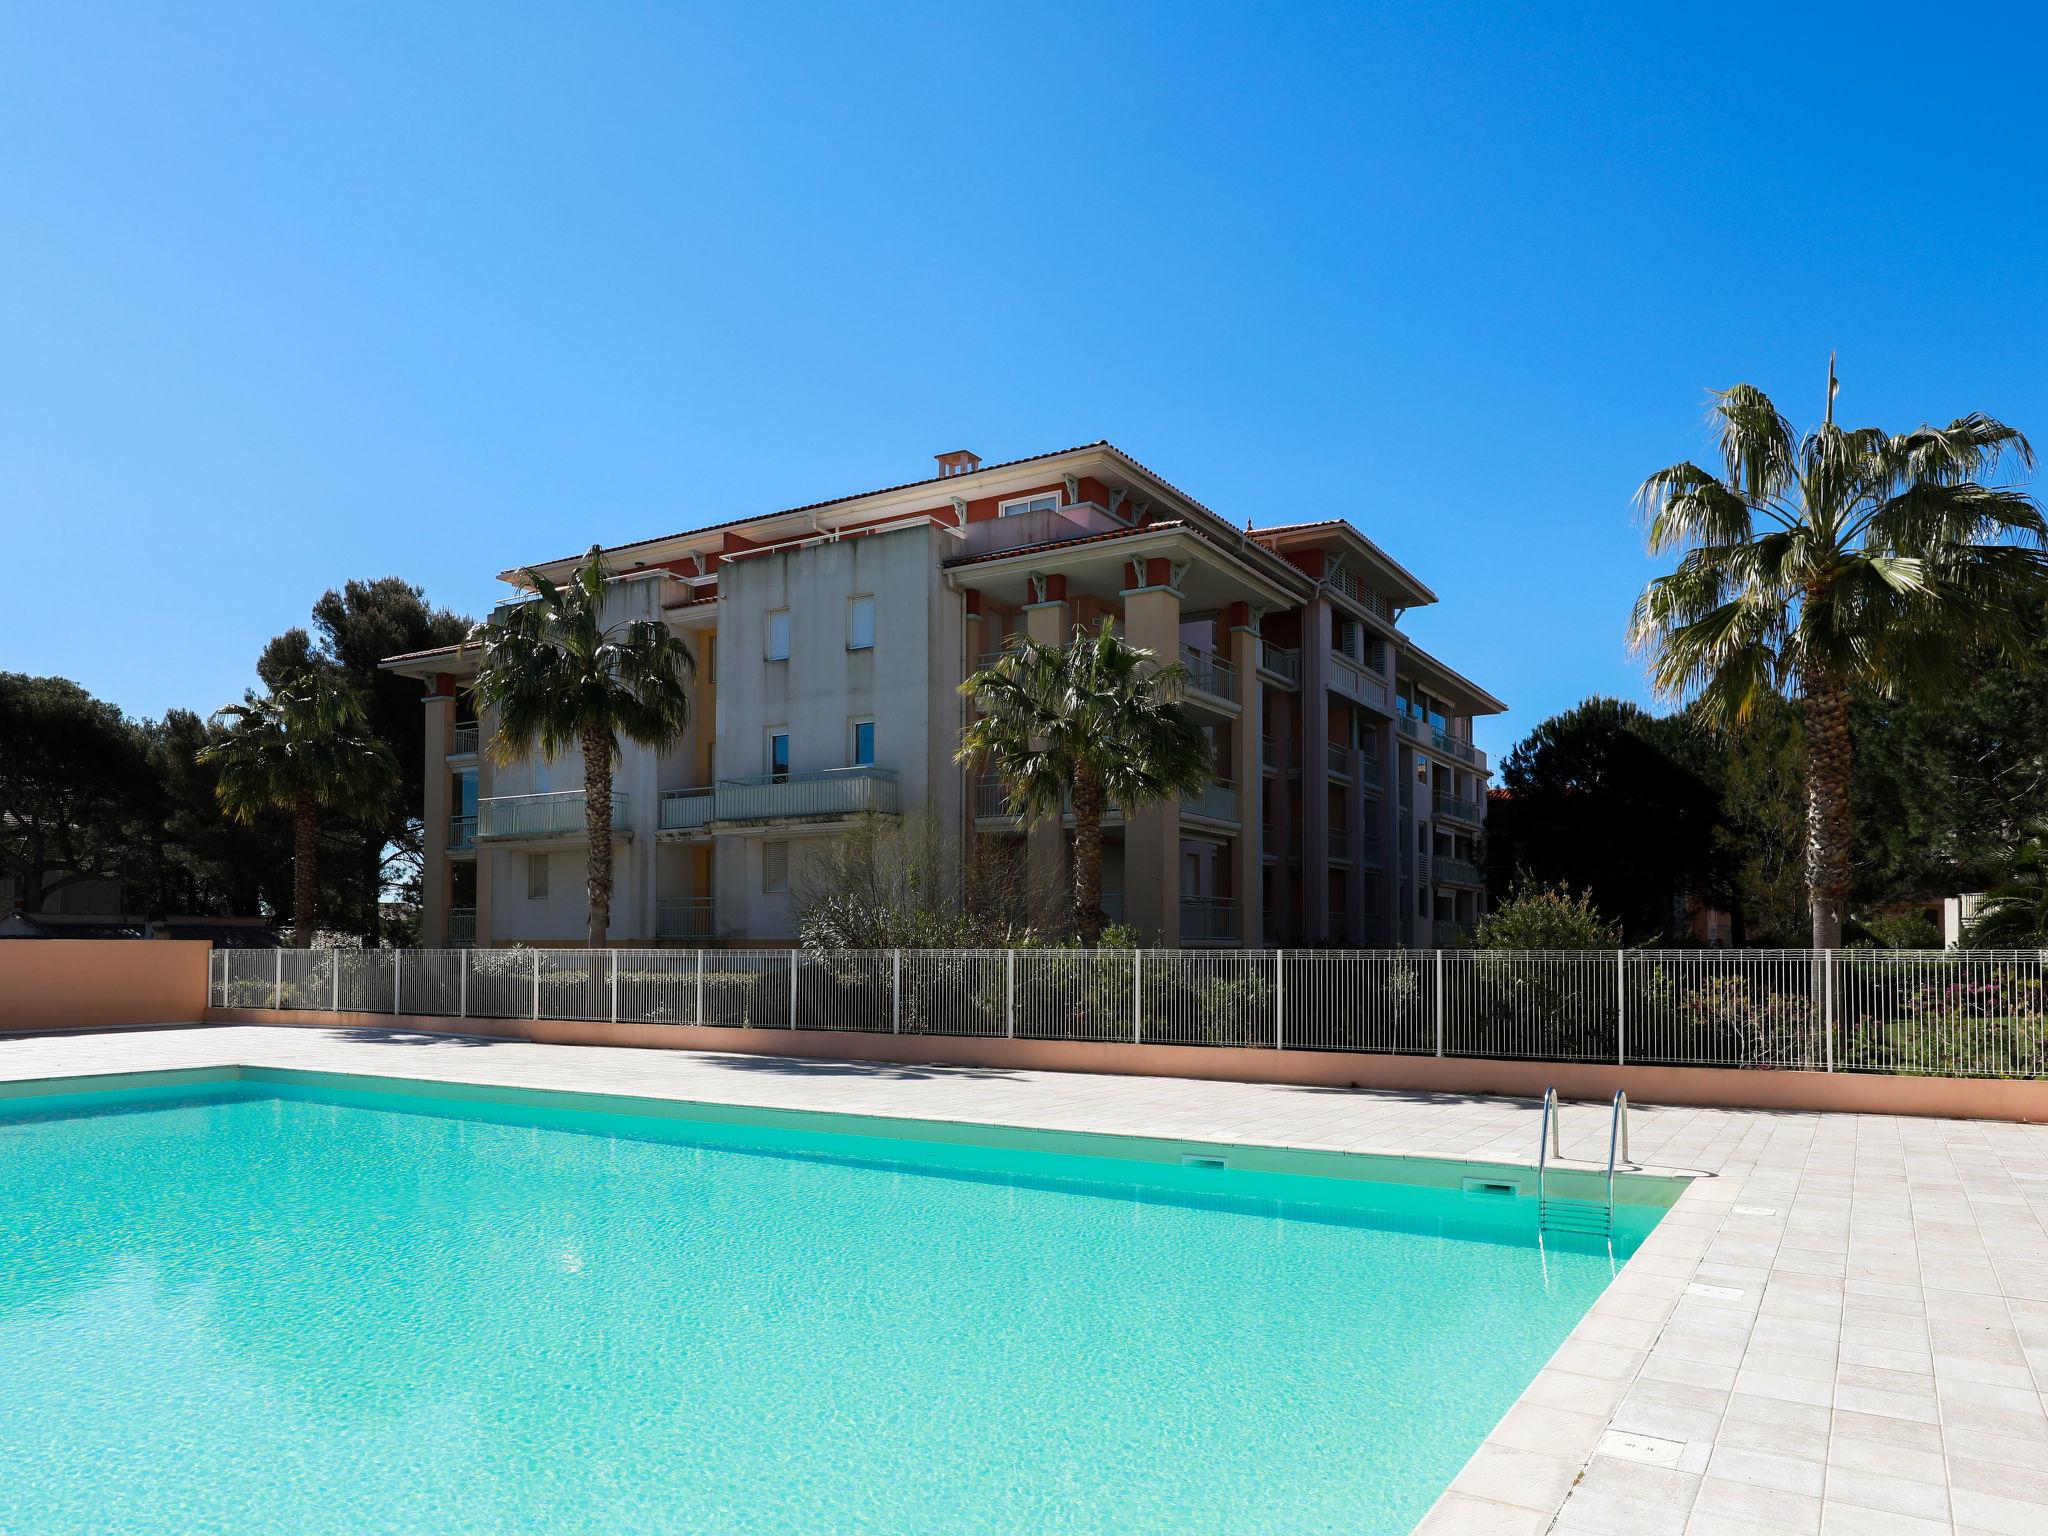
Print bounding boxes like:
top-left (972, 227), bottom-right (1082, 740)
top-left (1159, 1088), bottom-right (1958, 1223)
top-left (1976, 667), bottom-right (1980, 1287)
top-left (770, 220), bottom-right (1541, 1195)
top-left (935, 449), bottom-right (982, 478)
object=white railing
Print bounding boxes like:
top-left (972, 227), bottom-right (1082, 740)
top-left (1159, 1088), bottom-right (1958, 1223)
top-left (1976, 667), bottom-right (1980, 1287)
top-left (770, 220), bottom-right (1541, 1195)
top-left (1436, 857), bottom-right (1485, 887)
top-left (447, 815), bottom-right (477, 852)
top-left (449, 722), bottom-right (479, 756)
top-left (1178, 645), bottom-right (1238, 703)
top-left (447, 908), bottom-right (476, 947)
top-left (959, 502), bottom-right (1123, 558)
top-left (656, 897), bottom-right (715, 941)
top-left (715, 767), bottom-right (897, 822)
top-left (477, 791), bottom-right (629, 840)
top-left (1435, 795), bottom-right (1483, 825)
top-left (1179, 898), bottom-right (1240, 944)
top-left (1259, 642), bottom-right (1301, 684)
top-left (208, 948), bottom-right (2048, 1079)
top-left (1179, 779), bottom-right (1238, 825)
top-left (658, 788), bottom-right (715, 832)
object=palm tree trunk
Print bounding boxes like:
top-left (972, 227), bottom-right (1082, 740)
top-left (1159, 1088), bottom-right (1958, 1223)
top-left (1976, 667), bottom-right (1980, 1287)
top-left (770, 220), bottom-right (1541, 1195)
top-left (292, 791), bottom-right (319, 947)
top-left (583, 725), bottom-right (613, 948)
top-left (1802, 673), bottom-right (1853, 950)
top-left (1071, 763), bottom-right (1105, 946)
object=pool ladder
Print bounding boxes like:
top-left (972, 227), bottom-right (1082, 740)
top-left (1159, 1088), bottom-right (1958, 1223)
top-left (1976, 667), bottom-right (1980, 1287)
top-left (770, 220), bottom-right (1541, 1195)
top-left (1536, 1088), bottom-right (1629, 1238)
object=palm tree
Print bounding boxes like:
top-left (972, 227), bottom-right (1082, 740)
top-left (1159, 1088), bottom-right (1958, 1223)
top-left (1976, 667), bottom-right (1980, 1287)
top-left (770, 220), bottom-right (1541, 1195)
top-left (1632, 377), bottom-right (2047, 947)
top-left (471, 545), bottom-right (695, 947)
top-left (1960, 844), bottom-right (2048, 948)
top-left (202, 669), bottom-right (398, 946)
top-left (958, 620), bottom-right (1212, 945)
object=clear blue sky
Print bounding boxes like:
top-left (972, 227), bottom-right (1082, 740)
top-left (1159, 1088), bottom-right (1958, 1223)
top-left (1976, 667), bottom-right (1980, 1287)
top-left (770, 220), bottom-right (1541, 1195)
top-left (5, 3), bottom-right (2043, 761)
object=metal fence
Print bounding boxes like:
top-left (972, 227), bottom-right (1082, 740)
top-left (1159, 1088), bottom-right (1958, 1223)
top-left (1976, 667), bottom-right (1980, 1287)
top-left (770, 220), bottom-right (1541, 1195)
top-left (209, 947), bottom-right (2048, 1080)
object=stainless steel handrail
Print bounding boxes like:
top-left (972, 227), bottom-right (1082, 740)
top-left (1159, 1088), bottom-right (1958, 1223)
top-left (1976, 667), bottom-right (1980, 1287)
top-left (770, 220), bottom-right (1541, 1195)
top-left (1607, 1090), bottom-right (1630, 1213)
top-left (1536, 1086), bottom-right (1558, 1208)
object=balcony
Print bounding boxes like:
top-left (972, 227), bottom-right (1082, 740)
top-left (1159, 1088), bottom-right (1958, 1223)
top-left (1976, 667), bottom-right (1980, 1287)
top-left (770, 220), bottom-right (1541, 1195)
top-left (658, 788), bottom-right (716, 834)
top-left (958, 502), bottom-right (1125, 559)
top-left (657, 896), bottom-right (716, 941)
top-left (449, 722), bottom-right (479, 757)
top-left (1328, 830), bottom-right (1350, 865)
top-left (1258, 642), bottom-right (1301, 686)
top-left (1433, 919), bottom-right (1467, 947)
top-left (447, 815), bottom-right (477, 853)
top-left (1180, 895), bottom-right (1239, 944)
top-left (477, 791), bottom-right (629, 842)
top-left (1358, 752), bottom-right (1382, 793)
top-left (1436, 856), bottom-right (1485, 888)
top-left (447, 907), bottom-right (476, 947)
top-left (1179, 778), bottom-right (1239, 825)
top-left (716, 767), bottom-right (897, 823)
top-left (1434, 795), bottom-right (1483, 826)
top-left (1260, 736), bottom-right (1282, 773)
top-left (1327, 567), bottom-right (1393, 621)
top-left (1178, 645), bottom-right (1238, 705)
top-left (1361, 834), bottom-right (1383, 868)
top-left (1327, 742), bottom-right (1352, 780)
top-left (1329, 650), bottom-right (1392, 711)
top-left (1397, 714), bottom-right (1485, 769)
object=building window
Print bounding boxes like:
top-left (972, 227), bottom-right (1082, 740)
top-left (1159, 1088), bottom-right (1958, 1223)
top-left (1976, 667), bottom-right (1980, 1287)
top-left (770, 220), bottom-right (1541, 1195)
top-left (848, 596), bottom-right (875, 651)
top-left (767, 610), bottom-right (790, 661)
top-left (527, 853), bottom-right (549, 900)
top-left (762, 841), bottom-right (789, 893)
top-left (998, 493), bottom-right (1060, 517)
top-left (850, 719), bottom-right (875, 767)
top-left (769, 732), bottom-right (790, 782)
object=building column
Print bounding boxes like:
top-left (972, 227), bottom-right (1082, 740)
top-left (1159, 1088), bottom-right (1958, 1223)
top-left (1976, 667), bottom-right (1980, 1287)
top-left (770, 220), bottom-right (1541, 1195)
top-left (1022, 579), bottom-right (1073, 928)
top-left (1228, 615), bottom-right (1263, 949)
top-left (1123, 561), bottom-right (1181, 947)
top-left (1300, 597), bottom-right (1332, 942)
top-left (1343, 734), bottom-right (1366, 944)
top-left (1372, 717), bottom-right (1399, 945)
top-left (421, 684), bottom-right (455, 947)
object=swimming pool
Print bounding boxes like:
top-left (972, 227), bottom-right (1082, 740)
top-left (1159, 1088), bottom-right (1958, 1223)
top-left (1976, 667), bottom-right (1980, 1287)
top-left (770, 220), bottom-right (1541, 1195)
top-left (0, 1068), bottom-right (1675, 1535)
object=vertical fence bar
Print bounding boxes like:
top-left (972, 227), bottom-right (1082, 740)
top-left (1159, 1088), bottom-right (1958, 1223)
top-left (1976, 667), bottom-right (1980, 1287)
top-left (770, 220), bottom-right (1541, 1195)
top-left (891, 949), bottom-right (902, 1034)
top-left (532, 950), bottom-right (541, 1020)
top-left (609, 950), bottom-right (619, 1024)
top-left (789, 950), bottom-right (798, 1030)
top-left (1133, 949), bottom-right (1143, 1045)
top-left (1616, 949), bottom-right (1626, 1066)
top-left (331, 955), bottom-right (341, 1013)
top-left (1824, 948), bottom-right (1835, 1072)
top-left (1275, 950), bottom-right (1285, 1050)
top-left (1005, 950), bottom-right (1015, 1039)
top-left (458, 948), bottom-right (468, 1018)
top-left (1433, 949), bottom-right (1444, 1057)
top-left (393, 950), bottom-right (403, 1015)
top-left (695, 949), bottom-right (705, 1027)
top-left (273, 949), bottom-right (283, 1010)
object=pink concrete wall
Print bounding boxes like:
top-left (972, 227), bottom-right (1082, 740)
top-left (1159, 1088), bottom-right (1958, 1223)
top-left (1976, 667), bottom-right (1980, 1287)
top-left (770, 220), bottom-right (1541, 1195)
top-left (3, 941), bottom-right (213, 1033)
top-left (204, 1005), bottom-right (2048, 1124)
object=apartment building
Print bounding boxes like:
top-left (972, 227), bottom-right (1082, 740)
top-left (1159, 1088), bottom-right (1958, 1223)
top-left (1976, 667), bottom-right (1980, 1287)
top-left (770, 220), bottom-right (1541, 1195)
top-left (382, 442), bottom-right (1503, 950)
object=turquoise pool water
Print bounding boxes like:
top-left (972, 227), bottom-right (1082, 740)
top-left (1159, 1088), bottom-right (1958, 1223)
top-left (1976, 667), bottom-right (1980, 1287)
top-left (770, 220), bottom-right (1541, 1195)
top-left (0, 1072), bottom-right (1666, 1535)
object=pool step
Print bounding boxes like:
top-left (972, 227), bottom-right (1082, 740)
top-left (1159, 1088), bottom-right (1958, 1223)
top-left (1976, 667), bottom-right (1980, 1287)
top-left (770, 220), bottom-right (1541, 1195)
top-left (1538, 1196), bottom-right (1612, 1237)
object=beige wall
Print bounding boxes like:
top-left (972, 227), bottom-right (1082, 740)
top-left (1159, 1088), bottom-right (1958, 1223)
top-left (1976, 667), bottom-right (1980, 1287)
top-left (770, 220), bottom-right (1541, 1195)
top-left (204, 1005), bottom-right (2048, 1124)
top-left (2, 941), bottom-right (213, 1033)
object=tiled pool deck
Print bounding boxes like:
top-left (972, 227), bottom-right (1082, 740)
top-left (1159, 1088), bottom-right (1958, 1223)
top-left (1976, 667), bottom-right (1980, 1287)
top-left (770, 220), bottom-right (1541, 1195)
top-left (7, 1024), bottom-right (2048, 1536)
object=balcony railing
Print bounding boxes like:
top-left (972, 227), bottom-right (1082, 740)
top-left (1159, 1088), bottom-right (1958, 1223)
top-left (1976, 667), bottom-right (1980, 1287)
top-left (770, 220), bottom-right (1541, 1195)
top-left (656, 897), bottom-right (716, 941)
top-left (1327, 743), bottom-right (1352, 779)
top-left (659, 788), bottom-right (716, 832)
top-left (1178, 645), bottom-right (1238, 703)
top-left (1361, 834), bottom-right (1383, 868)
top-left (477, 791), bottom-right (628, 841)
top-left (1328, 830), bottom-right (1351, 864)
top-left (1434, 795), bottom-right (1483, 825)
top-left (1180, 896), bottom-right (1239, 943)
top-left (1433, 919), bottom-right (1466, 946)
top-left (1260, 736), bottom-right (1281, 772)
top-left (716, 767), bottom-right (897, 823)
top-left (1258, 642), bottom-right (1301, 684)
top-left (1328, 567), bottom-right (1393, 621)
top-left (1179, 778), bottom-right (1239, 825)
top-left (958, 502), bottom-right (1124, 558)
top-left (447, 907), bottom-right (476, 947)
top-left (449, 722), bottom-right (479, 757)
top-left (447, 815), bottom-right (477, 853)
top-left (1436, 856), bottom-right (1485, 888)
